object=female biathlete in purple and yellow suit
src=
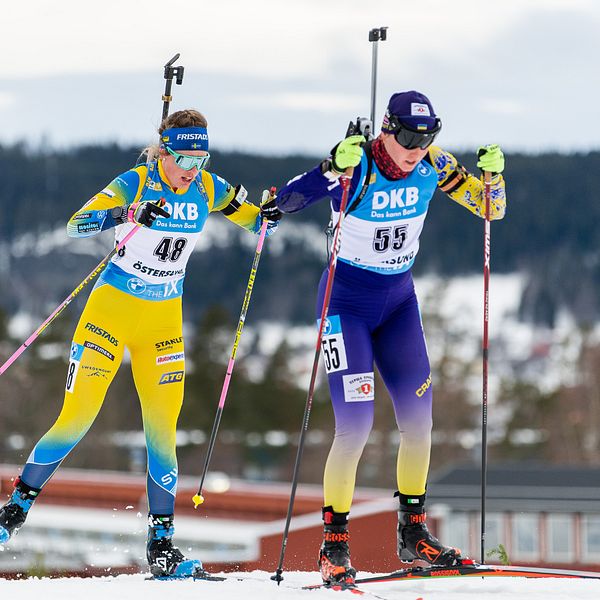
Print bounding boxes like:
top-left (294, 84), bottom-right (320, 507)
top-left (275, 91), bottom-right (506, 585)
top-left (0, 109), bottom-right (281, 579)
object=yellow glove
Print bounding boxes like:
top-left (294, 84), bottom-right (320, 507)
top-left (477, 144), bottom-right (505, 175)
top-left (331, 134), bottom-right (366, 173)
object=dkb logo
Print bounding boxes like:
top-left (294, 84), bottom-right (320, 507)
top-left (372, 187), bottom-right (419, 210)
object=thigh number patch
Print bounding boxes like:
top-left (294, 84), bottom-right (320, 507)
top-left (342, 372), bottom-right (375, 402)
top-left (319, 315), bottom-right (348, 374)
top-left (66, 342), bottom-right (84, 393)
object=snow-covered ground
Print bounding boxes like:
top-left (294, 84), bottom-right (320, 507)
top-left (1, 570), bottom-right (600, 600)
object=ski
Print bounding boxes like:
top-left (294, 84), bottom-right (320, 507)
top-left (302, 580), bottom-right (389, 599)
top-left (146, 571), bottom-right (226, 582)
top-left (354, 561), bottom-right (600, 584)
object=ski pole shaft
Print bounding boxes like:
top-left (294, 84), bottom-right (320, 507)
top-left (0, 224), bottom-right (141, 376)
top-left (192, 189), bottom-right (274, 509)
top-left (368, 27), bottom-right (388, 127)
top-left (480, 170), bottom-right (492, 563)
top-left (272, 169), bottom-right (353, 584)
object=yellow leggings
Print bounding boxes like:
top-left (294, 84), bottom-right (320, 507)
top-left (21, 283), bottom-right (186, 514)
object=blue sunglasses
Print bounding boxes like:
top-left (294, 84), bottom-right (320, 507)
top-left (165, 146), bottom-right (210, 171)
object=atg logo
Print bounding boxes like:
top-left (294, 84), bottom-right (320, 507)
top-left (159, 371), bottom-right (184, 384)
top-left (372, 187), bottom-right (419, 210)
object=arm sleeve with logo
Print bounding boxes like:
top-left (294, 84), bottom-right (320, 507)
top-left (207, 172), bottom-right (265, 234)
top-left (427, 146), bottom-right (506, 220)
top-left (66, 166), bottom-right (148, 237)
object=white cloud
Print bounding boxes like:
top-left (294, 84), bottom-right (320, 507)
top-left (0, 92), bottom-right (15, 110)
top-left (1, 0), bottom-right (599, 153)
top-left (236, 92), bottom-right (363, 113)
top-left (480, 99), bottom-right (525, 116)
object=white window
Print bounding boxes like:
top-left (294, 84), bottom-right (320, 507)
top-left (546, 514), bottom-right (574, 562)
top-left (484, 513), bottom-right (504, 557)
top-left (581, 515), bottom-right (600, 563)
top-left (511, 513), bottom-right (540, 561)
top-left (441, 512), bottom-right (471, 557)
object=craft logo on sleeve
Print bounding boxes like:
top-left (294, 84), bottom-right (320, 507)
top-left (342, 373), bottom-right (375, 402)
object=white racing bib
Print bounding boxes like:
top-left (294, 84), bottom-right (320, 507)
top-left (332, 159), bottom-right (438, 274)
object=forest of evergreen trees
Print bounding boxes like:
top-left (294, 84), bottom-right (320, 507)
top-left (2, 143), bottom-right (599, 325)
top-left (1, 143), bottom-right (600, 485)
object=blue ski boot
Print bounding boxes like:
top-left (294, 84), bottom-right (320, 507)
top-left (0, 477), bottom-right (40, 544)
top-left (147, 514), bottom-right (208, 579)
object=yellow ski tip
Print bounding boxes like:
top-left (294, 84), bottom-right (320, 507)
top-left (192, 494), bottom-right (205, 508)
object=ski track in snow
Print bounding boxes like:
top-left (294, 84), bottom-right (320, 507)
top-left (1, 570), bottom-right (600, 599)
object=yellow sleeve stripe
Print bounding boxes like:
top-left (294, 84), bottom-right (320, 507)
top-left (201, 170), bottom-right (216, 211)
top-left (133, 165), bottom-right (149, 201)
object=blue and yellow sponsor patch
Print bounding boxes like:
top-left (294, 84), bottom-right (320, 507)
top-left (158, 370), bottom-right (184, 384)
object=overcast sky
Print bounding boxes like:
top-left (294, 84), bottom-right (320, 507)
top-left (1, 0), bottom-right (599, 156)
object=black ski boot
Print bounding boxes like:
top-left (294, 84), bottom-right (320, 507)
top-left (396, 491), bottom-right (461, 566)
top-left (319, 506), bottom-right (357, 586)
top-left (147, 514), bottom-right (206, 579)
top-left (0, 477), bottom-right (40, 544)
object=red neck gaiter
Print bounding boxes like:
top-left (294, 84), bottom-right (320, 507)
top-left (372, 138), bottom-right (409, 180)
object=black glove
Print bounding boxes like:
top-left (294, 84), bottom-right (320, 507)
top-left (130, 200), bottom-right (171, 227)
top-left (260, 198), bottom-right (282, 222)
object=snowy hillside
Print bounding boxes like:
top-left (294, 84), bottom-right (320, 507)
top-left (1, 570), bottom-right (600, 600)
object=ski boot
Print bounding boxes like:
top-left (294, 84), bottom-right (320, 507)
top-left (396, 491), bottom-right (461, 566)
top-left (319, 506), bottom-right (357, 586)
top-left (0, 477), bottom-right (40, 544)
top-left (147, 514), bottom-right (207, 579)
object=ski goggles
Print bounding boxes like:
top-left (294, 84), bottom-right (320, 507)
top-left (165, 146), bottom-right (210, 171)
top-left (388, 115), bottom-right (442, 150)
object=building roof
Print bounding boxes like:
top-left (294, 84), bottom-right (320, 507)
top-left (428, 463), bottom-right (600, 513)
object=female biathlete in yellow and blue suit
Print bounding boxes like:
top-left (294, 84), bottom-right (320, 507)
top-left (0, 109), bottom-right (281, 579)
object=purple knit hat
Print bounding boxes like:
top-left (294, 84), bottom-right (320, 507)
top-left (381, 91), bottom-right (438, 133)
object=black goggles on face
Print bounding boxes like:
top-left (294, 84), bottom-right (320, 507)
top-left (388, 115), bottom-right (442, 150)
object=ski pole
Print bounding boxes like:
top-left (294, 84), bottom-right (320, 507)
top-left (368, 27), bottom-right (388, 128)
top-left (0, 224), bottom-right (141, 376)
top-left (480, 170), bottom-right (492, 563)
top-left (192, 188), bottom-right (276, 509)
top-left (272, 168), bottom-right (353, 585)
